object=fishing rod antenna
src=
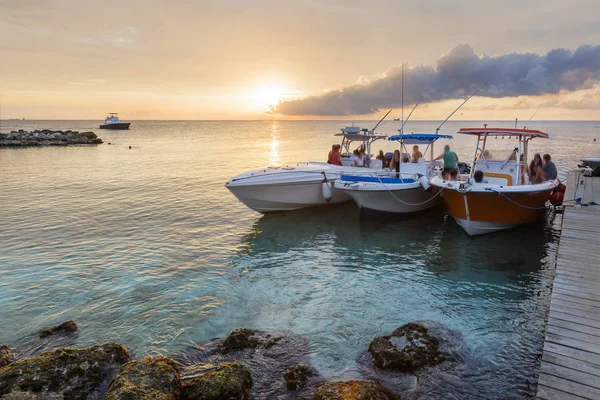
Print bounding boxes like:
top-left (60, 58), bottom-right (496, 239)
top-left (435, 83), bottom-right (486, 133)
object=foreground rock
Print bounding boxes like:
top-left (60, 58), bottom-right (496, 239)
top-left (314, 380), bottom-right (399, 400)
top-left (105, 356), bottom-right (182, 400)
top-left (368, 323), bottom-right (445, 371)
top-left (181, 362), bottom-right (252, 400)
top-left (0, 345), bottom-right (10, 368)
top-left (284, 364), bottom-right (315, 390)
top-left (219, 328), bottom-right (280, 353)
top-left (0, 342), bottom-right (130, 398)
top-left (0, 130), bottom-right (102, 147)
top-left (173, 329), bottom-right (324, 399)
top-left (38, 320), bottom-right (78, 338)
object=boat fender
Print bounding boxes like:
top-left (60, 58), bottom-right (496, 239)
top-left (550, 191), bottom-right (564, 206)
top-left (321, 172), bottom-right (333, 201)
top-left (557, 183), bottom-right (566, 193)
top-left (321, 181), bottom-right (333, 201)
top-left (418, 174), bottom-right (432, 192)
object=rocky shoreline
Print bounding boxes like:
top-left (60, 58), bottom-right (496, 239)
top-left (0, 321), bottom-right (465, 400)
top-left (0, 129), bottom-right (103, 147)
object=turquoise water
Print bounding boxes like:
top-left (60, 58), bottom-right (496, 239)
top-left (1, 120), bottom-right (598, 398)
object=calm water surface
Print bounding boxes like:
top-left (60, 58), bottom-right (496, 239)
top-left (1, 120), bottom-right (599, 398)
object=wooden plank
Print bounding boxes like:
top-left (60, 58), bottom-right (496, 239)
top-left (552, 293), bottom-right (600, 309)
top-left (550, 310), bottom-right (600, 330)
top-left (543, 341), bottom-right (600, 366)
top-left (537, 384), bottom-right (589, 400)
top-left (537, 373), bottom-right (600, 400)
top-left (546, 325), bottom-right (600, 346)
top-left (545, 332), bottom-right (600, 356)
top-left (551, 297), bottom-right (600, 314)
top-left (556, 269), bottom-right (600, 280)
top-left (553, 287), bottom-right (600, 303)
top-left (543, 351), bottom-right (600, 378)
top-left (548, 315), bottom-right (600, 338)
top-left (550, 303), bottom-right (600, 323)
top-left (540, 362), bottom-right (600, 390)
top-left (554, 277), bottom-right (600, 291)
top-left (552, 283), bottom-right (600, 301)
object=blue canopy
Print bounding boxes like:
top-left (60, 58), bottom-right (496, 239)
top-left (388, 133), bottom-right (453, 144)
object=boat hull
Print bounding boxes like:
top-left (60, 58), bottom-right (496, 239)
top-left (99, 123), bottom-right (131, 130)
top-left (439, 186), bottom-right (553, 235)
top-left (227, 180), bottom-right (350, 212)
top-left (338, 184), bottom-right (440, 213)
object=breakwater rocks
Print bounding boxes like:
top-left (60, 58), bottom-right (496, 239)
top-left (0, 129), bottom-right (103, 147)
top-left (0, 322), bottom-right (470, 399)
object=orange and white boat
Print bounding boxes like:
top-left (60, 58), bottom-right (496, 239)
top-left (430, 125), bottom-right (557, 236)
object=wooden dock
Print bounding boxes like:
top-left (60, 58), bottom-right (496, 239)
top-left (536, 170), bottom-right (600, 400)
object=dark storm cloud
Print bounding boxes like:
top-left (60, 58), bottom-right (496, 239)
top-left (274, 44), bottom-right (600, 115)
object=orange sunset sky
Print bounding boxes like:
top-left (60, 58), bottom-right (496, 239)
top-left (1, 0), bottom-right (600, 120)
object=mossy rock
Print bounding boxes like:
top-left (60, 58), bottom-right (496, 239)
top-left (284, 364), bottom-right (314, 390)
top-left (368, 322), bottom-right (445, 371)
top-left (0, 342), bottom-right (130, 398)
top-left (105, 356), bottom-right (182, 400)
top-left (313, 380), bottom-right (399, 400)
top-left (219, 329), bottom-right (259, 352)
top-left (181, 362), bottom-right (252, 400)
top-left (38, 320), bottom-right (78, 338)
top-left (0, 345), bottom-right (9, 368)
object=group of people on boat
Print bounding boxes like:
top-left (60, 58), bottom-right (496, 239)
top-left (529, 153), bottom-right (557, 183)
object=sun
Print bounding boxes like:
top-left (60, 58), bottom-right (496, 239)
top-left (253, 83), bottom-right (286, 111)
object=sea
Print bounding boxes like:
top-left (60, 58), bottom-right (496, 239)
top-left (1, 120), bottom-right (599, 398)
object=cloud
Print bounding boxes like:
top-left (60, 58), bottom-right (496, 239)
top-left (273, 44), bottom-right (600, 116)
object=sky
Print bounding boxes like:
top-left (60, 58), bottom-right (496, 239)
top-left (1, 0), bottom-right (600, 120)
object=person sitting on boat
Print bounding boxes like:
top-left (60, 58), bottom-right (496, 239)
top-left (327, 144), bottom-right (336, 164)
top-left (528, 153), bottom-right (543, 181)
top-left (376, 150), bottom-right (387, 168)
top-left (331, 145), bottom-right (343, 166)
top-left (542, 154), bottom-right (558, 181)
top-left (352, 149), bottom-right (364, 167)
top-left (389, 150), bottom-right (401, 178)
top-left (360, 145), bottom-right (372, 167)
top-left (509, 147), bottom-right (518, 161)
top-left (435, 145), bottom-right (458, 179)
top-left (411, 146), bottom-right (423, 163)
top-left (473, 170), bottom-right (487, 183)
top-left (478, 149), bottom-right (492, 161)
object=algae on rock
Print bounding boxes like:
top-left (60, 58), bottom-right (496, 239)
top-left (181, 362), bottom-right (252, 400)
top-left (313, 380), bottom-right (399, 400)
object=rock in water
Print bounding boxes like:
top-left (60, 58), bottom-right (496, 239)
top-left (284, 364), bottom-right (314, 390)
top-left (219, 329), bottom-right (259, 352)
top-left (38, 320), bottom-right (78, 338)
top-left (181, 362), bottom-right (252, 400)
top-left (368, 322), bottom-right (445, 371)
top-left (0, 342), bottom-right (130, 398)
top-left (105, 356), bottom-right (182, 400)
top-left (0, 345), bottom-right (10, 368)
top-left (313, 380), bottom-right (399, 400)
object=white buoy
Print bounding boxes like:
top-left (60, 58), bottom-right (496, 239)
top-left (419, 175), bottom-right (431, 192)
top-left (321, 181), bottom-right (333, 201)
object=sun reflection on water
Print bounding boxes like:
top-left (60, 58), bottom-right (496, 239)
top-left (269, 121), bottom-right (280, 166)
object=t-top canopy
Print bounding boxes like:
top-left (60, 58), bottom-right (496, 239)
top-left (458, 127), bottom-right (549, 138)
top-left (388, 133), bottom-right (453, 144)
top-left (334, 133), bottom-right (388, 141)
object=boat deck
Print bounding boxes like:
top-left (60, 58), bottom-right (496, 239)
top-left (536, 170), bottom-right (600, 399)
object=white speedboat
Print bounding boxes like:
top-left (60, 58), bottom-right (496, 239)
top-left (99, 113), bottom-right (130, 130)
top-left (580, 157), bottom-right (600, 169)
top-left (430, 125), bottom-right (557, 236)
top-left (334, 133), bottom-right (451, 213)
top-left (225, 127), bottom-right (387, 213)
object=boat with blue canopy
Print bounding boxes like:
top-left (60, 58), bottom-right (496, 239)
top-left (334, 132), bottom-right (452, 214)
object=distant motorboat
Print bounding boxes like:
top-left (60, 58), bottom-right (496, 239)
top-left (99, 113), bottom-right (130, 130)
